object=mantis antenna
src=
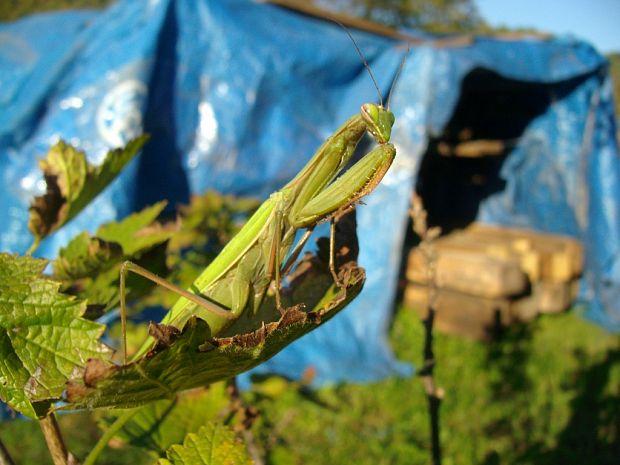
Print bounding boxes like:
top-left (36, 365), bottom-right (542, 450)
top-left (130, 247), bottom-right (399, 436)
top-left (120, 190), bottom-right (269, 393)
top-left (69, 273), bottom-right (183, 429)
top-left (336, 22), bottom-right (384, 107)
top-left (386, 45), bottom-right (409, 111)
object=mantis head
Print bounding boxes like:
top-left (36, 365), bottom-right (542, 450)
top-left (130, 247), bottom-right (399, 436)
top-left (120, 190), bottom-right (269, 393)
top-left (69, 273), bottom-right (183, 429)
top-left (361, 103), bottom-right (395, 144)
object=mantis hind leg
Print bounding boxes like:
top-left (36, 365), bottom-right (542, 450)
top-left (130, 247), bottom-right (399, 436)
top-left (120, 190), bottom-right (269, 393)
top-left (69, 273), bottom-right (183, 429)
top-left (119, 261), bottom-right (233, 364)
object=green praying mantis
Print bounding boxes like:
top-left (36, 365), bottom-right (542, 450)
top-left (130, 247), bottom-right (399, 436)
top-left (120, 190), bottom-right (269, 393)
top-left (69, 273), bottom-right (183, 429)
top-left (119, 41), bottom-right (400, 364)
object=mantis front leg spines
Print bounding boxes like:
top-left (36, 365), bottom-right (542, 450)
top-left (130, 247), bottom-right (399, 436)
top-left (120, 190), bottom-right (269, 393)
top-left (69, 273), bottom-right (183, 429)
top-left (121, 102), bottom-right (396, 362)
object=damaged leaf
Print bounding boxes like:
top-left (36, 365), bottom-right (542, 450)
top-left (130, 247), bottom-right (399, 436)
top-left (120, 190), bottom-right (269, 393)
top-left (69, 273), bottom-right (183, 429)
top-left (28, 136), bottom-right (148, 245)
top-left (0, 253), bottom-right (111, 418)
top-left (64, 215), bottom-right (364, 409)
top-left (156, 423), bottom-right (252, 465)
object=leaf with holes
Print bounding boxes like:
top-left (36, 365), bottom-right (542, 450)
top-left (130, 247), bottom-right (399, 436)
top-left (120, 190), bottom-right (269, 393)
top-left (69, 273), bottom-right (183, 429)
top-left (28, 135), bottom-right (148, 245)
top-left (0, 253), bottom-right (111, 418)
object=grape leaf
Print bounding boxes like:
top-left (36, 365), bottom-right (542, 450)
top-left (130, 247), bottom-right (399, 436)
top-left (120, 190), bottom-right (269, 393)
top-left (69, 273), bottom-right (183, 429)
top-left (64, 214), bottom-right (364, 409)
top-left (169, 191), bottom-right (260, 257)
top-left (156, 423), bottom-right (252, 465)
top-left (53, 201), bottom-right (172, 281)
top-left (0, 253), bottom-right (111, 418)
top-left (52, 202), bottom-right (174, 315)
top-left (28, 136), bottom-right (148, 244)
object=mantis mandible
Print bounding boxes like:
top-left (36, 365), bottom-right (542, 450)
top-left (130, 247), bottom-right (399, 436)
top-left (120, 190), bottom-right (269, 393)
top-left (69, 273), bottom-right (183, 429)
top-left (119, 42), bottom-right (399, 363)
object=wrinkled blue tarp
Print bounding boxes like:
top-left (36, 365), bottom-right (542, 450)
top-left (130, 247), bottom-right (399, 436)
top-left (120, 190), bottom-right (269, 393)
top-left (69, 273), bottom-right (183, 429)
top-left (0, 0), bottom-right (619, 400)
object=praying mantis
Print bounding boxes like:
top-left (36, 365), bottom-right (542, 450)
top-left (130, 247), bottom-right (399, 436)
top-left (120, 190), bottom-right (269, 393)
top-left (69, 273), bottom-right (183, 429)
top-left (120, 44), bottom-right (399, 364)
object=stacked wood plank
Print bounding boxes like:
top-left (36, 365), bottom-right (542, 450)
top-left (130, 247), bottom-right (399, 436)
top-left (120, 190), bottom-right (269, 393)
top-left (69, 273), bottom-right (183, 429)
top-left (404, 223), bottom-right (583, 340)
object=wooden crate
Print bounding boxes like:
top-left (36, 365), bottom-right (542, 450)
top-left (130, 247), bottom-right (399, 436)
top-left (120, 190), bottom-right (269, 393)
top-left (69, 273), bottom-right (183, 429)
top-left (405, 223), bottom-right (583, 339)
top-left (534, 280), bottom-right (580, 314)
top-left (407, 247), bottom-right (527, 299)
top-left (464, 224), bottom-right (583, 283)
top-left (404, 284), bottom-right (538, 341)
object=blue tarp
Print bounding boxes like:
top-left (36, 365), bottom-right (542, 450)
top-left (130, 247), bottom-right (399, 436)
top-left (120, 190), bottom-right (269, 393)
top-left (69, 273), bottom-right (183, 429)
top-left (0, 0), bottom-right (618, 394)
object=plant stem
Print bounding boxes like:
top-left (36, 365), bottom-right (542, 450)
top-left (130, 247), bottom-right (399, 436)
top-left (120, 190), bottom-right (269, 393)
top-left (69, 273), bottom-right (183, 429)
top-left (421, 303), bottom-right (443, 465)
top-left (39, 413), bottom-right (75, 465)
top-left (410, 194), bottom-right (443, 465)
top-left (420, 235), bottom-right (443, 465)
top-left (82, 409), bottom-right (138, 465)
top-left (0, 437), bottom-right (16, 465)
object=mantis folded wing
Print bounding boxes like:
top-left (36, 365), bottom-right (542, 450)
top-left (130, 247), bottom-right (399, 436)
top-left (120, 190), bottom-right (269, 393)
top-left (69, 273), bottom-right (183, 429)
top-left (121, 103), bottom-right (396, 362)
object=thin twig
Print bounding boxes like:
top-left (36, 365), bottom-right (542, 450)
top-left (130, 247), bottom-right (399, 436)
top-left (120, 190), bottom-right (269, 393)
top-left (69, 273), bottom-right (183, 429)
top-left (39, 413), bottom-right (77, 465)
top-left (410, 193), bottom-right (443, 465)
top-left (0, 436), bottom-right (16, 465)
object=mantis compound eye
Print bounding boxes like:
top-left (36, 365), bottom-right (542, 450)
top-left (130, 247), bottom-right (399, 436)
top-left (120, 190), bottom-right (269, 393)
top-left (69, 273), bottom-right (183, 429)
top-left (361, 103), bottom-right (394, 144)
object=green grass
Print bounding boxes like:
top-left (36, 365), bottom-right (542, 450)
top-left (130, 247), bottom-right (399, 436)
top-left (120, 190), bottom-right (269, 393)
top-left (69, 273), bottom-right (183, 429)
top-left (246, 306), bottom-right (619, 465)
top-left (4, 304), bottom-right (616, 465)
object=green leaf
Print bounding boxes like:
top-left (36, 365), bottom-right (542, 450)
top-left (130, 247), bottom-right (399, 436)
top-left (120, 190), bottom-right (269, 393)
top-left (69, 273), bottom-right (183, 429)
top-left (52, 201), bottom-right (174, 313)
top-left (64, 218), bottom-right (365, 409)
top-left (106, 384), bottom-right (232, 454)
top-left (28, 136), bottom-right (148, 244)
top-left (0, 253), bottom-right (111, 418)
top-left (53, 232), bottom-right (123, 281)
top-left (97, 201), bottom-right (172, 256)
top-left (168, 192), bottom-right (259, 264)
top-left (64, 241), bottom-right (170, 318)
top-left (156, 423), bottom-right (252, 465)
top-left (53, 201), bottom-right (170, 281)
